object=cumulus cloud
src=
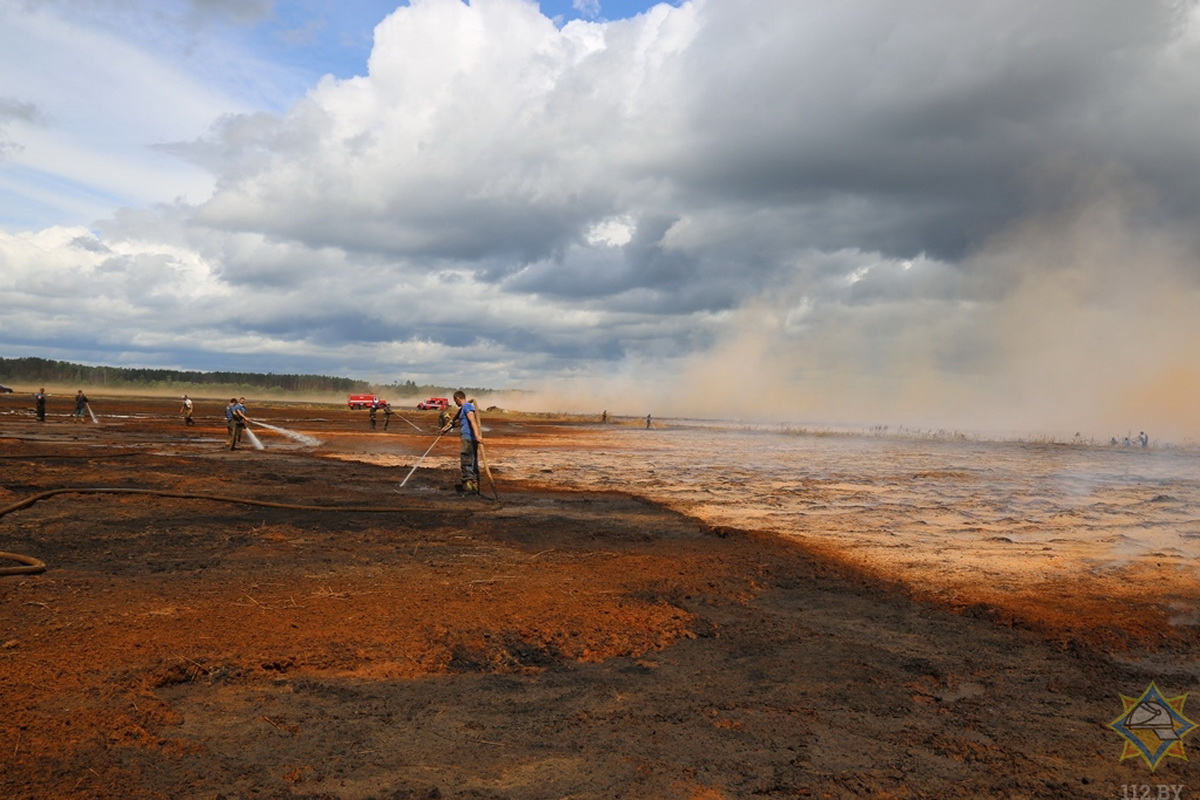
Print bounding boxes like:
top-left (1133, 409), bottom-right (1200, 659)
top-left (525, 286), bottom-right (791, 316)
top-left (3, 0), bottom-right (1200, 436)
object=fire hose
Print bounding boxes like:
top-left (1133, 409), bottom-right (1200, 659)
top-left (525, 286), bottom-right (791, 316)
top-left (0, 485), bottom-right (501, 577)
top-left (0, 551), bottom-right (45, 576)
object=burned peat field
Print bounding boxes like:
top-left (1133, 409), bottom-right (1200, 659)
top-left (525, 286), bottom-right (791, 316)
top-left (0, 394), bottom-right (1196, 799)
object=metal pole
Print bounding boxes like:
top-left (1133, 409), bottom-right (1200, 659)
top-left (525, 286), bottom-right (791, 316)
top-left (399, 431), bottom-right (445, 488)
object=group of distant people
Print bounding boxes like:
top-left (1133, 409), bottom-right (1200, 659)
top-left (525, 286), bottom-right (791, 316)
top-left (367, 401), bottom-right (393, 431)
top-left (31, 388), bottom-right (92, 423)
top-left (204, 391), bottom-right (488, 493)
top-left (1111, 431), bottom-right (1150, 448)
top-left (17, 388), bottom-right (492, 496)
top-left (598, 409), bottom-right (654, 429)
top-left (168, 394), bottom-right (252, 449)
top-left (224, 397), bottom-right (249, 450)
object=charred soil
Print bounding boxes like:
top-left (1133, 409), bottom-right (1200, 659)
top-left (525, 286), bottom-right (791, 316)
top-left (0, 394), bottom-right (1195, 799)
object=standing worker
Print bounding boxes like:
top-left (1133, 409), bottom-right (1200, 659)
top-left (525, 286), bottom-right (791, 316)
top-left (180, 394), bottom-right (194, 426)
top-left (34, 388), bottom-right (46, 422)
top-left (442, 390), bottom-right (483, 494)
top-left (225, 397), bottom-right (247, 450)
top-left (369, 403), bottom-right (378, 431)
top-left (236, 398), bottom-right (250, 443)
top-left (72, 390), bottom-right (89, 423)
top-left (382, 402), bottom-right (393, 430)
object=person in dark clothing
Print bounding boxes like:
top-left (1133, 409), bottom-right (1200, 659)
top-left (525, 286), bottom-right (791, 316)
top-left (72, 390), bottom-right (89, 423)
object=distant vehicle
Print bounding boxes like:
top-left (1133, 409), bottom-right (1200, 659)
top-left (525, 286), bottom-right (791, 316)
top-left (347, 393), bottom-right (386, 410)
top-left (0, 384), bottom-right (12, 393)
top-left (417, 397), bottom-right (449, 411)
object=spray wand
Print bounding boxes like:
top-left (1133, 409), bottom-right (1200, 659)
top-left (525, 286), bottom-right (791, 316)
top-left (398, 429), bottom-right (446, 488)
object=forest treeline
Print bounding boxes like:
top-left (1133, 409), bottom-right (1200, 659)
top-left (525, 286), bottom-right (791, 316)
top-left (0, 357), bottom-right (488, 398)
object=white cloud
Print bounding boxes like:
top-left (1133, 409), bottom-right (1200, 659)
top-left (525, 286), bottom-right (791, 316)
top-left (0, 3), bottom-right (253, 224)
top-left (4, 0), bottom-right (1200, 437)
top-left (573, 1), bottom-right (602, 20)
top-left (586, 216), bottom-right (635, 246)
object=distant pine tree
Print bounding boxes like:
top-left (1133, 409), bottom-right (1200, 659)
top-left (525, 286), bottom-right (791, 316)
top-left (0, 356), bottom-right (503, 398)
top-left (0, 357), bottom-right (371, 394)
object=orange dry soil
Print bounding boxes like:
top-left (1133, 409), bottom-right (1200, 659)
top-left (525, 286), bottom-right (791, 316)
top-left (0, 394), bottom-right (1195, 799)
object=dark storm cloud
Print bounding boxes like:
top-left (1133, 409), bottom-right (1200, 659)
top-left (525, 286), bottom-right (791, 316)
top-left (667, 0), bottom-right (1199, 261)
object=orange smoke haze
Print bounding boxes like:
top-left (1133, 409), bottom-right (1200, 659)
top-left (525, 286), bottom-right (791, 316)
top-left (529, 170), bottom-right (1200, 442)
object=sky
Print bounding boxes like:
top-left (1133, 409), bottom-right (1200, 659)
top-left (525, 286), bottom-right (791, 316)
top-left (3, 0), bottom-right (1200, 438)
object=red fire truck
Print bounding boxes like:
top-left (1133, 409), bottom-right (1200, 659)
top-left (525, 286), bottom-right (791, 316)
top-left (347, 394), bottom-right (386, 410)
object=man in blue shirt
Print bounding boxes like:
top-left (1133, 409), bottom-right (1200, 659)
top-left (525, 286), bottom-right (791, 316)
top-left (225, 397), bottom-right (247, 450)
top-left (442, 390), bottom-right (483, 493)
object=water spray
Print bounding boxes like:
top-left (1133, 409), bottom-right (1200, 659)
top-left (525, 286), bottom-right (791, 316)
top-left (242, 427), bottom-right (265, 451)
top-left (399, 430), bottom-right (446, 488)
top-left (249, 419), bottom-right (321, 447)
top-left (86, 403), bottom-right (98, 424)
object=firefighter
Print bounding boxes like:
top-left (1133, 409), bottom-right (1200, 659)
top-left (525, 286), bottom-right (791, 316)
top-left (441, 391), bottom-right (483, 493)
